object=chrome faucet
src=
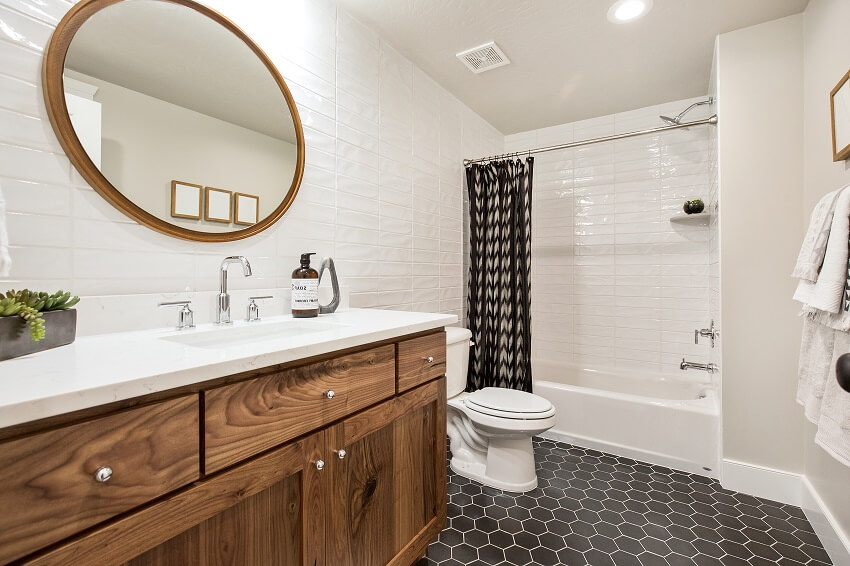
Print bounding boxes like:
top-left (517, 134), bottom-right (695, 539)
top-left (216, 256), bottom-right (252, 324)
top-left (680, 358), bottom-right (718, 374)
top-left (694, 320), bottom-right (719, 348)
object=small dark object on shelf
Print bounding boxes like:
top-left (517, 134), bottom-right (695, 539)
top-left (683, 199), bottom-right (705, 214)
top-left (837, 353), bottom-right (850, 393)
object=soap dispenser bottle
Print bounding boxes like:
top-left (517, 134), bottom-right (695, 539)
top-left (291, 253), bottom-right (319, 318)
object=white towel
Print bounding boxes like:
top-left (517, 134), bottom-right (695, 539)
top-left (794, 186), bottom-right (850, 312)
top-left (807, 305), bottom-right (850, 332)
top-left (0, 182), bottom-right (11, 277)
top-left (797, 315), bottom-right (835, 422)
top-left (814, 328), bottom-right (850, 467)
top-left (793, 188), bottom-right (841, 281)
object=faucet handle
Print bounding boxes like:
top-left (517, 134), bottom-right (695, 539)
top-left (159, 301), bottom-right (195, 330)
top-left (247, 295), bottom-right (273, 322)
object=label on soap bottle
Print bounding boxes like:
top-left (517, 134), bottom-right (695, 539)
top-left (291, 279), bottom-right (319, 310)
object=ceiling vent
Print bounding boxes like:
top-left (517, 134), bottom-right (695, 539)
top-left (456, 42), bottom-right (510, 74)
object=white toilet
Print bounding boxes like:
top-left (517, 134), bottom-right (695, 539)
top-left (445, 327), bottom-right (556, 492)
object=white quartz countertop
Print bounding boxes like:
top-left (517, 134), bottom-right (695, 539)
top-left (0, 308), bottom-right (457, 428)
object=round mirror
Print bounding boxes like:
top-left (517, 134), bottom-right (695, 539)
top-left (43, 0), bottom-right (304, 242)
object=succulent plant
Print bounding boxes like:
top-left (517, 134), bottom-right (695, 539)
top-left (0, 289), bottom-right (80, 342)
top-left (683, 199), bottom-right (705, 214)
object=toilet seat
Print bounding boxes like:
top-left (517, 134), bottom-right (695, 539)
top-left (463, 387), bottom-right (555, 420)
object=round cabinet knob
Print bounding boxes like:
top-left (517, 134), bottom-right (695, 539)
top-left (315, 459), bottom-right (325, 471)
top-left (94, 466), bottom-right (113, 483)
top-left (335, 449), bottom-right (347, 460)
top-left (425, 356), bottom-right (434, 363)
top-left (325, 390), bottom-right (335, 399)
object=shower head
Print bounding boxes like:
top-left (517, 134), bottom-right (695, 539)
top-left (659, 97), bottom-right (714, 127)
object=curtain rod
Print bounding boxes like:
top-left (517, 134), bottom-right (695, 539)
top-left (463, 114), bottom-right (718, 166)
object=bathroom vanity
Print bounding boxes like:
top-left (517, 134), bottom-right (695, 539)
top-left (0, 310), bottom-right (452, 565)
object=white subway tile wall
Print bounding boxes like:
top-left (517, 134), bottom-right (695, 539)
top-left (708, 105), bottom-right (721, 376)
top-left (0, 0), bottom-right (502, 323)
top-left (506, 97), bottom-right (717, 376)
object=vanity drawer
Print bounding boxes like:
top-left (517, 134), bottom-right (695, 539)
top-left (0, 396), bottom-right (199, 565)
top-left (204, 345), bottom-right (396, 474)
top-left (397, 332), bottom-right (447, 392)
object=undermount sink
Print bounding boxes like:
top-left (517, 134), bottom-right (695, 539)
top-left (160, 319), bottom-right (344, 349)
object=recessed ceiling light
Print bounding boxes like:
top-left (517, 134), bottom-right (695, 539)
top-left (607, 0), bottom-right (653, 23)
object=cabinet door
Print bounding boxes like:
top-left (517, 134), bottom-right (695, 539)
top-left (327, 378), bottom-right (446, 566)
top-left (23, 432), bottom-right (326, 566)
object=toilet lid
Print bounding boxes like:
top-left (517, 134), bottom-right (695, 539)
top-left (465, 387), bottom-right (553, 419)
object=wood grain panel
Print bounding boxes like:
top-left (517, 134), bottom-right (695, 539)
top-left (199, 473), bottom-right (302, 566)
top-left (205, 345), bottom-right (395, 473)
top-left (301, 428), bottom-right (326, 566)
top-left (123, 449), bottom-right (308, 566)
top-left (123, 527), bottom-right (200, 566)
top-left (22, 438), bottom-right (308, 566)
top-left (325, 423), bottom-right (348, 565)
top-left (344, 379), bottom-right (439, 447)
top-left (435, 377), bottom-right (447, 530)
top-left (393, 404), bottom-right (437, 550)
top-left (387, 378), bottom-right (447, 566)
top-left (332, 417), bottom-right (396, 566)
top-left (0, 396), bottom-right (199, 565)
top-left (397, 332), bottom-right (446, 392)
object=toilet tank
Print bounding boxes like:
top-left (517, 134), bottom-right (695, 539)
top-left (445, 327), bottom-right (472, 397)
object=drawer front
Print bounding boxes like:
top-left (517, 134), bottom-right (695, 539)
top-left (0, 396), bottom-right (200, 565)
top-left (204, 345), bottom-right (396, 474)
top-left (397, 332), bottom-right (447, 393)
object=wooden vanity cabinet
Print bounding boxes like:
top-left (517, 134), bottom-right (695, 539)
top-left (0, 396), bottom-right (200, 565)
top-left (4, 330), bottom-right (447, 566)
top-left (121, 379), bottom-right (446, 566)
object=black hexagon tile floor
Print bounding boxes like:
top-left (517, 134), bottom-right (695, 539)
top-left (417, 437), bottom-right (832, 566)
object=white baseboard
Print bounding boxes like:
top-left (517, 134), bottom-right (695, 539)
top-left (721, 459), bottom-right (803, 506)
top-left (802, 477), bottom-right (850, 566)
top-left (721, 459), bottom-right (850, 566)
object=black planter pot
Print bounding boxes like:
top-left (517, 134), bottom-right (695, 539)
top-left (0, 309), bottom-right (77, 361)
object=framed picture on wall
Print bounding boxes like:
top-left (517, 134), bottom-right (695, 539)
top-left (170, 180), bottom-right (202, 220)
top-left (234, 193), bottom-right (260, 226)
top-left (204, 187), bottom-right (233, 223)
top-left (830, 69), bottom-right (850, 161)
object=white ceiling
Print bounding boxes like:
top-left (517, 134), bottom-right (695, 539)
top-left (65, 0), bottom-right (297, 143)
top-left (334, 0), bottom-right (809, 134)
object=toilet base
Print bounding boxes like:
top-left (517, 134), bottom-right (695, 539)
top-left (450, 436), bottom-right (539, 493)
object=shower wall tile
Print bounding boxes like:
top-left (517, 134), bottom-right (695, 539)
top-left (0, 0), bottom-right (501, 328)
top-left (508, 97), bottom-right (716, 376)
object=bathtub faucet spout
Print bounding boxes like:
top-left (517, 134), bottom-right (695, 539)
top-left (680, 358), bottom-right (718, 374)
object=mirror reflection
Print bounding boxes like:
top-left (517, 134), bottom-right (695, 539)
top-left (62, 0), bottom-right (300, 233)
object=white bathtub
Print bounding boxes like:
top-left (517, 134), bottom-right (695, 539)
top-left (533, 360), bottom-right (720, 477)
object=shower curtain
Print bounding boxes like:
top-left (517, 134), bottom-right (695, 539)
top-left (465, 157), bottom-right (534, 393)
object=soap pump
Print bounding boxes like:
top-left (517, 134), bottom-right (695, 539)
top-left (291, 253), bottom-right (319, 318)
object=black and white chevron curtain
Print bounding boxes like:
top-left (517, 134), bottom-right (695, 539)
top-left (465, 157), bottom-right (534, 393)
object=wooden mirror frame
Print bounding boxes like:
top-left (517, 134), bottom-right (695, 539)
top-left (830, 69), bottom-right (850, 162)
top-left (42, 0), bottom-right (305, 242)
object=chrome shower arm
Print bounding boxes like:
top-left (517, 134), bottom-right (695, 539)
top-left (675, 97), bottom-right (714, 122)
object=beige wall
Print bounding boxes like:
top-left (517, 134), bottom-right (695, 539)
top-left (802, 0), bottom-right (850, 542)
top-left (716, 15), bottom-right (806, 473)
top-left (67, 70), bottom-right (298, 233)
